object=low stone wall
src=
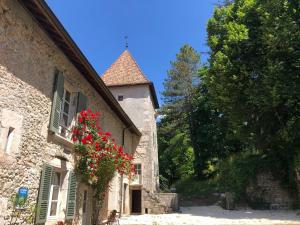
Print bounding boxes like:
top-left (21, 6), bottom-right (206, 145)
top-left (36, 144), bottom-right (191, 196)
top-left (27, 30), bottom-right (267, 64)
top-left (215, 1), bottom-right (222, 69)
top-left (155, 193), bottom-right (179, 212)
top-left (246, 172), bottom-right (295, 209)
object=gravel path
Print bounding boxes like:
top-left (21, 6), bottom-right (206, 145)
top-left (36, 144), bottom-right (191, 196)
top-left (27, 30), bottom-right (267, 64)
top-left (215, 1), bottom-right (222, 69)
top-left (119, 206), bottom-right (300, 225)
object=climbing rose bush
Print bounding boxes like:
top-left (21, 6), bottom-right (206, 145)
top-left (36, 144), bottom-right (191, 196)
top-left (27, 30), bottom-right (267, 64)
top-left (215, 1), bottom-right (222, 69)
top-left (72, 109), bottom-right (135, 195)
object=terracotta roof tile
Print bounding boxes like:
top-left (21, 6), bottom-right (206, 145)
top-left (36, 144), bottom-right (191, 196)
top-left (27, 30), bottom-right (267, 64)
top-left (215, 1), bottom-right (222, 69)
top-left (102, 49), bottom-right (150, 86)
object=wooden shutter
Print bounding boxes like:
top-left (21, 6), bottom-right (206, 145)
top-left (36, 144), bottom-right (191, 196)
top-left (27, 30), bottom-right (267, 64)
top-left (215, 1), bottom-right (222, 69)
top-left (36, 164), bottom-right (53, 224)
top-left (66, 170), bottom-right (77, 220)
top-left (49, 71), bottom-right (64, 133)
top-left (76, 92), bottom-right (88, 113)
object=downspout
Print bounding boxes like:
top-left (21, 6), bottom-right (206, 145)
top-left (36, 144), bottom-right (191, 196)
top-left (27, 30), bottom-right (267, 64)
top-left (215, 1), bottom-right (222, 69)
top-left (119, 126), bottom-right (132, 217)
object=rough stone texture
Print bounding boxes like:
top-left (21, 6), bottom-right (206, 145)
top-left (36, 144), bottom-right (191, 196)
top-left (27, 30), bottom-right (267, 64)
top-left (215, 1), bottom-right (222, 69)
top-left (246, 172), bottom-right (295, 210)
top-left (155, 193), bottom-right (179, 212)
top-left (0, 1), bottom-right (138, 224)
top-left (142, 189), bottom-right (167, 214)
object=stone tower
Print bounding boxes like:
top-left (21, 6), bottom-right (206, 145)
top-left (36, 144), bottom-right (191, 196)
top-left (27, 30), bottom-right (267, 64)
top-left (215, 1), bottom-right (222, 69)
top-left (102, 49), bottom-right (160, 213)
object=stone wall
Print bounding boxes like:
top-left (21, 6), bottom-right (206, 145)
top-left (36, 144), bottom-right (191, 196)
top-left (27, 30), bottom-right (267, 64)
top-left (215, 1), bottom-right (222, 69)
top-left (155, 193), bottom-right (179, 212)
top-left (246, 172), bottom-right (296, 209)
top-left (141, 190), bottom-right (178, 214)
top-left (0, 0), bottom-right (137, 224)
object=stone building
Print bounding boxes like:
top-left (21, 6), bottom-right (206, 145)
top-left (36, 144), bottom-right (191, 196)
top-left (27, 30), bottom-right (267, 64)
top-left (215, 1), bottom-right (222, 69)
top-left (102, 49), bottom-right (161, 214)
top-left (0, 0), bottom-right (141, 224)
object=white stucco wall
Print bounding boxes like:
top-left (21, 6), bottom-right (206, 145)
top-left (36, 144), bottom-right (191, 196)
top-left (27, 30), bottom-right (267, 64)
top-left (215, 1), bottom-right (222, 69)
top-left (108, 85), bottom-right (159, 193)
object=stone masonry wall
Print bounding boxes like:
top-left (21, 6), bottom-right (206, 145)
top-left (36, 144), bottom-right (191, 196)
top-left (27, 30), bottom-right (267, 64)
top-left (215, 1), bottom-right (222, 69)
top-left (246, 172), bottom-right (295, 209)
top-left (0, 1), bottom-right (136, 224)
top-left (155, 193), bottom-right (179, 212)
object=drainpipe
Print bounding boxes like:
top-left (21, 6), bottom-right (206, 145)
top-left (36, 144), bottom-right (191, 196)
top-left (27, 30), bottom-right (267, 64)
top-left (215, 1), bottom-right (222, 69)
top-left (119, 126), bottom-right (132, 217)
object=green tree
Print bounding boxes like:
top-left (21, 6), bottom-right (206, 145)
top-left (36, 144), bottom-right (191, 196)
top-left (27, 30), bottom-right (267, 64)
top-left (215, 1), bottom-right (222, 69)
top-left (161, 44), bottom-right (200, 135)
top-left (158, 126), bottom-right (194, 185)
top-left (191, 66), bottom-right (244, 178)
top-left (206, 0), bottom-right (300, 181)
top-left (158, 45), bottom-right (200, 185)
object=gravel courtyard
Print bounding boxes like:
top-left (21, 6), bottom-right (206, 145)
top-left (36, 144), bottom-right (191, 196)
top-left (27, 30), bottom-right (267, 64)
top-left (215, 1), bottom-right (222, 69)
top-left (119, 206), bottom-right (300, 225)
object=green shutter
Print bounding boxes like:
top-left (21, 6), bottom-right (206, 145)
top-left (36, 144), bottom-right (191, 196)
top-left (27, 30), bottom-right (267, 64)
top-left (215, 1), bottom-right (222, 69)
top-left (49, 71), bottom-right (64, 133)
top-left (66, 170), bottom-right (77, 220)
top-left (36, 164), bottom-right (53, 224)
top-left (76, 91), bottom-right (88, 113)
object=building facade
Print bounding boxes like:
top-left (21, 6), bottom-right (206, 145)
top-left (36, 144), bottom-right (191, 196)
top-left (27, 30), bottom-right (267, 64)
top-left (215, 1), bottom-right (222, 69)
top-left (102, 50), bottom-right (161, 214)
top-left (0, 0), bottom-right (141, 224)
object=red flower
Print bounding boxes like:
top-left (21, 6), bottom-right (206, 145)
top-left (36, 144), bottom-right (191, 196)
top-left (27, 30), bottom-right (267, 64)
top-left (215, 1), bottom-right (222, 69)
top-left (101, 136), bottom-right (108, 142)
top-left (79, 116), bottom-right (84, 123)
top-left (72, 109), bottom-right (135, 186)
top-left (72, 137), bottom-right (77, 142)
top-left (105, 132), bottom-right (111, 137)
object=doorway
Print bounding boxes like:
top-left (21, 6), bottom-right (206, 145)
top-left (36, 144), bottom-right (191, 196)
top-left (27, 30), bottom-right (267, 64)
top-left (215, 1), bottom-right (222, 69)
top-left (131, 190), bottom-right (142, 214)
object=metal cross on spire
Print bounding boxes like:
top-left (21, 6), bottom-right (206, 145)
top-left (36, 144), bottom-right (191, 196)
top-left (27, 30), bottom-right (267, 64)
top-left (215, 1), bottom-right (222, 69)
top-left (125, 36), bottom-right (128, 49)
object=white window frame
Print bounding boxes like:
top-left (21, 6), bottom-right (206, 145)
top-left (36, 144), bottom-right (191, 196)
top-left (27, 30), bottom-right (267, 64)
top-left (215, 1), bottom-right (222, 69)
top-left (135, 164), bottom-right (142, 176)
top-left (59, 85), bottom-right (77, 139)
top-left (47, 170), bottom-right (62, 220)
top-left (132, 164), bottom-right (142, 185)
top-left (60, 89), bottom-right (71, 129)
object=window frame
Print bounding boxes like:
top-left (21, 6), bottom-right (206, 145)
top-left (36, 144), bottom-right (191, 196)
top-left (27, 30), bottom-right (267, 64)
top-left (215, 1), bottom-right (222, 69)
top-left (59, 89), bottom-right (72, 135)
top-left (132, 163), bottom-right (142, 185)
top-left (134, 164), bottom-right (142, 175)
top-left (47, 170), bottom-right (62, 220)
top-left (58, 84), bottom-right (77, 139)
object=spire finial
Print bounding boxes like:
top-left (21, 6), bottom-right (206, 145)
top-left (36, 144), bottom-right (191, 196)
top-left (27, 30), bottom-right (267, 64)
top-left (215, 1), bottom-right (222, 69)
top-left (125, 36), bottom-right (128, 49)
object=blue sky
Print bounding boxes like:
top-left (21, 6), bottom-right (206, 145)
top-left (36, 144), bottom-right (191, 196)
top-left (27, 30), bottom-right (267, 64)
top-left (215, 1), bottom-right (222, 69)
top-left (46, 0), bottom-right (217, 105)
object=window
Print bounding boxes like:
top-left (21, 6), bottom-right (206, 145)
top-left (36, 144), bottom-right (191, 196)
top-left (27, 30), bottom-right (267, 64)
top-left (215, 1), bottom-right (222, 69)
top-left (60, 89), bottom-right (71, 137)
top-left (134, 164), bottom-right (142, 175)
top-left (132, 164), bottom-right (142, 185)
top-left (117, 95), bottom-right (124, 101)
top-left (59, 89), bottom-right (77, 139)
top-left (48, 171), bottom-right (61, 218)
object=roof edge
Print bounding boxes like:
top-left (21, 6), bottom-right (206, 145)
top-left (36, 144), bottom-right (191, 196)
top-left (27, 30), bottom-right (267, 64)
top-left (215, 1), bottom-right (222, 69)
top-left (18, 0), bottom-right (141, 136)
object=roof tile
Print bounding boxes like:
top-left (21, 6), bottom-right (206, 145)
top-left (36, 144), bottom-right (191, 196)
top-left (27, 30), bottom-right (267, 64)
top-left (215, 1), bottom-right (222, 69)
top-left (102, 49), bottom-right (150, 86)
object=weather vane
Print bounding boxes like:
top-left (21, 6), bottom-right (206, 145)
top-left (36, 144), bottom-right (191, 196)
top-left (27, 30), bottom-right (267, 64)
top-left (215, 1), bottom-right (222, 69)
top-left (125, 36), bottom-right (128, 49)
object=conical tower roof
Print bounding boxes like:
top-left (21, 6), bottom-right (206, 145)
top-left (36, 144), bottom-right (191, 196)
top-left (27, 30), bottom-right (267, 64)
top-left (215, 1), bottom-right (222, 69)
top-left (102, 49), bottom-right (159, 108)
top-left (102, 49), bottom-right (150, 86)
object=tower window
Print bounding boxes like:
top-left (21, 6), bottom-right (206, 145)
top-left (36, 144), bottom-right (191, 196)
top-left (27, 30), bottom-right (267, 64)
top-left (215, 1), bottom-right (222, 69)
top-left (117, 95), bottom-right (124, 101)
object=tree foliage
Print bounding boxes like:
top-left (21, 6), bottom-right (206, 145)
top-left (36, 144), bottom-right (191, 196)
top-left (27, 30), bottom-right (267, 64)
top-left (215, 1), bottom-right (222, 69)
top-left (206, 0), bottom-right (300, 155)
top-left (159, 0), bottom-right (300, 193)
top-left (199, 0), bottom-right (300, 195)
top-left (158, 45), bottom-right (200, 186)
top-left (161, 44), bottom-right (200, 134)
